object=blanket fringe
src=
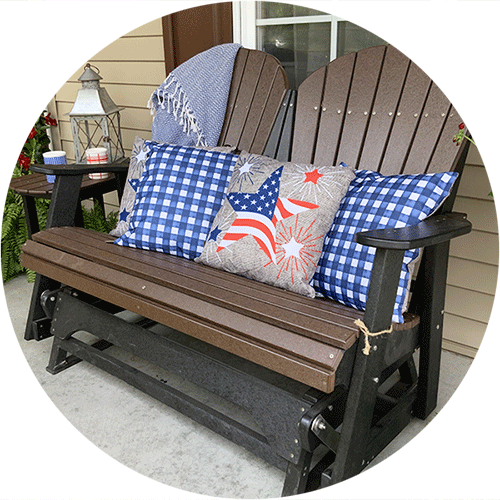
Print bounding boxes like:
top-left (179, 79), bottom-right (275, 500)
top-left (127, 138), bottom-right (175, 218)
top-left (354, 319), bottom-right (393, 355)
top-left (147, 74), bottom-right (208, 148)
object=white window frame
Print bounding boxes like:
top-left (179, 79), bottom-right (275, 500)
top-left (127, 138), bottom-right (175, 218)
top-left (233, 1), bottom-right (343, 61)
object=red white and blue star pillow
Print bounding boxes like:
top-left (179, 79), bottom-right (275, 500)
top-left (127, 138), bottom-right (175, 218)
top-left (196, 151), bottom-right (355, 297)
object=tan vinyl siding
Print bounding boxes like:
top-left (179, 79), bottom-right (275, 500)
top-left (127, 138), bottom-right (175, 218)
top-left (443, 144), bottom-right (498, 357)
top-left (49, 18), bottom-right (165, 211)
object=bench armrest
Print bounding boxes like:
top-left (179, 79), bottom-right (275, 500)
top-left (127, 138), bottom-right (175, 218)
top-left (355, 213), bottom-right (472, 250)
top-left (30, 157), bottom-right (130, 176)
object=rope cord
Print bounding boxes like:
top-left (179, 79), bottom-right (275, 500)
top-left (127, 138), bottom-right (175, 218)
top-left (354, 319), bottom-right (393, 355)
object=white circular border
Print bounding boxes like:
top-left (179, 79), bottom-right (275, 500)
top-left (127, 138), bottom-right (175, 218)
top-left (1, 2), bottom-right (498, 499)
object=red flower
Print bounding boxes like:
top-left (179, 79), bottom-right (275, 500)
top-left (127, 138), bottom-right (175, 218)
top-left (27, 127), bottom-right (37, 140)
top-left (18, 152), bottom-right (31, 170)
top-left (458, 122), bottom-right (465, 130)
top-left (44, 113), bottom-right (57, 126)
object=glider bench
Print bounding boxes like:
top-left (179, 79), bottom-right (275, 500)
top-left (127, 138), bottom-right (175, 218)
top-left (21, 46), bottom-right (472, 496)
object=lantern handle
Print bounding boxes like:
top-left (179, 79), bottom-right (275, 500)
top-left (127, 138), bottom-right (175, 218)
top-left (84, 63), bottom-right (100, 75)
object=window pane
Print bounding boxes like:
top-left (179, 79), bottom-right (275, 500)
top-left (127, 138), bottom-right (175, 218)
top-left (258, 2), bottom-right (327, 19)
top-left (257, 22), bottom-right (331, 88)
top-left (337, 21), bottom-right (387, 57)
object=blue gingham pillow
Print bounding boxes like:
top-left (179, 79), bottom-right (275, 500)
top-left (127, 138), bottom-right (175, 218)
top-left (114, 143), bottom-right (238, 260)
top-left (313, 169), bottom-right (458, 323)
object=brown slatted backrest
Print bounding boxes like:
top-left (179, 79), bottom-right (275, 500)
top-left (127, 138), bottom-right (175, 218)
top-left (218, 48), bottom-right (288, 154)
top-left (291, 45), bottom-right (468, 176)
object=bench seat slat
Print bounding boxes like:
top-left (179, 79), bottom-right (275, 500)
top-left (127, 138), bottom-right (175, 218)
top-left (32, 227), bottom-right (361, 349)
top-left (79, 228), bottom-right (364, 324)
top-left (22, 233), bottom-right (347, 392)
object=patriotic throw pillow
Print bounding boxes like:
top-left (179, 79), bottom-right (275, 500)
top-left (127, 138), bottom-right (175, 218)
top-left (114, 143), bottom-right (238, 260)
top-left (196, 151), bottom-right (355, 297)
top-left (110, 137), bottom-right (238, 238)
top-left (313, 169), bottom-right (459, 323)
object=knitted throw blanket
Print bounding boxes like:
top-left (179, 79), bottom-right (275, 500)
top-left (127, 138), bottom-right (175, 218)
top-left (148, 43), bottom-right (242, 147)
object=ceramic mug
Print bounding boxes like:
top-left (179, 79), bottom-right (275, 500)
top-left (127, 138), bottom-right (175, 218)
top-left (86, 147), bottom-right (110, 180)
top-left (42, 151), bottom-right (67, 183)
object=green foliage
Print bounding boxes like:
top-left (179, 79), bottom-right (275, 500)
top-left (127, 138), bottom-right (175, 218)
top-left (1, 191), bottom-right (118, 283)
top-left (2, 192), bottom-right (28, 282)
top-left (1, 178), bottom-right (50, 283)
top-left (82, 201), bottom-right (119, 234)
top-left (2, 110), bottom-right (118, 283)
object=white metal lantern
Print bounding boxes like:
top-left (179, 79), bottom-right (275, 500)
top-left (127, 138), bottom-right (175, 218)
top-left (68, 63), bottom-right (125, 164)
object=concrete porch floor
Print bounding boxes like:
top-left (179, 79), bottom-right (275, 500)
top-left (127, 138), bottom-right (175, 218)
top-left (3, 273), bottom-right (475, 499)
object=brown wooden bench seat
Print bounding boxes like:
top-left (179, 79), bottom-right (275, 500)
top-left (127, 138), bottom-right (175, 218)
top-left (21, 45), bottom-right (472, 496)
top-left (22, 225), bottom-right (422, 394)
top-left (23, 226), bottom-right (354, 391)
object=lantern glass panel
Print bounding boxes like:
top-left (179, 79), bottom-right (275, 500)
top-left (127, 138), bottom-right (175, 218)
top-left (70, 112), bottom-right (125, 164)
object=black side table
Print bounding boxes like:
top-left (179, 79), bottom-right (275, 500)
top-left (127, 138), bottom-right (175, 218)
top-left (9, 172), bottom-right (120, 238)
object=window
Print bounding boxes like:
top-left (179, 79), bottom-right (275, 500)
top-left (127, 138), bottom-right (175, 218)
top-left (234, 1), bottom-right (387, 88)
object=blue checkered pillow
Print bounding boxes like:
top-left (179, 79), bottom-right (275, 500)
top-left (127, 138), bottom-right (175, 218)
top-left (114, 143), bottom-right (238, 260)
top-left (313, 169), bottom-right (458, 323)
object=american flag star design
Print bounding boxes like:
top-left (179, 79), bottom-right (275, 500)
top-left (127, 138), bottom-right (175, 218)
top-left (217, 167), bottom-right (318, 263)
